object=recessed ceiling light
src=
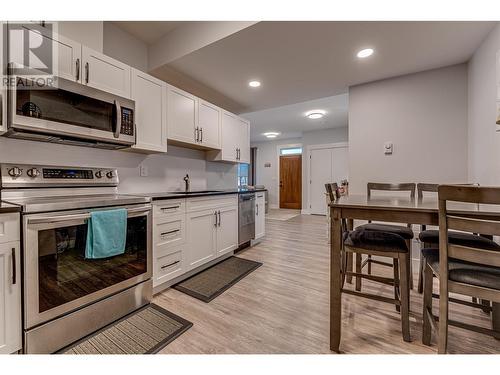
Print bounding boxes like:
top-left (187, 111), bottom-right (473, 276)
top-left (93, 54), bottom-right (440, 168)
top-left (357, 48), bottom-right (374, 58)
top-left (305, 110), bottom-right (326, 120)
top-left (263, 132), bottom-right (280, 138)
top-left (248, 80), bottom-right (261, 88)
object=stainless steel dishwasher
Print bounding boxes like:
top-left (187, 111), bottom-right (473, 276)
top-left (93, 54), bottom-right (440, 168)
top-left (238, 193), bottom-right (256, 245)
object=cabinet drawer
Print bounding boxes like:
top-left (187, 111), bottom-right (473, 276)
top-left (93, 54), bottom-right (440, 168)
top-left (154, 216), bottom-right (185, 256)
top-left (153, 199), bottom-right (186, 217)
top-left (186, 195), bottom-right (238, 213)
top-left (0, 213), bottom-right (20, 244)
top-left (154, 251), bottom-right (183, 287)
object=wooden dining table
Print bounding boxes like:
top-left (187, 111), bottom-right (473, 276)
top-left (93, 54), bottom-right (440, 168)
top-left (329, 194), bottom-right (500, 353)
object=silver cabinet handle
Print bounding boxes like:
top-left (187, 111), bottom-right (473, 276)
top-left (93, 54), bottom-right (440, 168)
top-left (85, 62), bottom-right (89, 84)
top-left (214, 211), bottom-right (218, 227)
top-left (113, 100), bottom-right (122, 139)
top-left (161, 205), bottom-right (180, 211)
top-left (11, 247), bottom-right (16, 285)
top-left (200, 127), bottom-right (203, 143)
top-left (160, 229), bottom-right (180, 237)
top-left (75, 58), bottom-right (80, 81)
top-left (161, 260), bottom-right (180, 269)
top-left (218, 210), bottom-right (221, 227)
top-left (195, 127), bottom-right (199, 142)
top-left (256, 203), bottom-right (259, 216)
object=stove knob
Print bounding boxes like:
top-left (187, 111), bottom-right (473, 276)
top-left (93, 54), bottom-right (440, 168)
top-left (7, 167), bottom-right (23, 177)
top-left (95, 171), bottom-right (103, 179)
top-left (27, 168), bottom-right (40, 178)
top-left (106, 171), bottom-right (114, 179)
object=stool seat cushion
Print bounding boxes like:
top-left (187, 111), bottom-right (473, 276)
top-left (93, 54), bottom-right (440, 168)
top-left (422, 248), bottom-right (500, 291)
top-left (344, 228), bottom-right (409, 253)
top-left (419, 230), bottom-right (500, 250)
top-left (358, 223), bottom-right (414, 240)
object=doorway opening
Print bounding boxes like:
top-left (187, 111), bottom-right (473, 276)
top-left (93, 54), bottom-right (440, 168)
top-left (278, 145), bottom-right (302, 209)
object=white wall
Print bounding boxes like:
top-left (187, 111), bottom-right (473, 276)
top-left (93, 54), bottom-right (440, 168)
top-left (252, 127), bottom-right (348, 209)
top-left (0, 138), bottom-right (238, 193)
top-left (103, 22), bottom-right (148, 72)
top-left (348, 64), bottom-right (468, 195)
top-left (468, 23), bottom-right (500, 185)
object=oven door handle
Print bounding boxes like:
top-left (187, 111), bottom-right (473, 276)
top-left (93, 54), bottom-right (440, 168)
top-left (27, 206), bottom-right (151, 224)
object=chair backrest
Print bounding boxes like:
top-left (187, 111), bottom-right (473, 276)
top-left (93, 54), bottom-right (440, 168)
top-left (417, 183), bottom-right (439, 199)
top-left (367, 182), bottom-right (416, 199)
top-left (438, 185), bottom-right (500, 277)
top-left (325, 183), bottom-right (340, 202)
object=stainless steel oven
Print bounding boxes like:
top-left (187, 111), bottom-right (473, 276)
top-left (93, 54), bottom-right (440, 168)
top-left (1, 163), bottom-right (152, 353)
top-left (5, 67), bottom-right (135, 149)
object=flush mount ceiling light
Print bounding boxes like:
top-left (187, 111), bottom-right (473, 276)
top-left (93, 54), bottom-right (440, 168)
top-left (305, 110), bottom-right (326, 120)
top-left (263, 132), bottom-right (280, 138)
top-left (357, 48), bottom-right (374, 58)
top-left (248, 80), bottom-right (261, 88)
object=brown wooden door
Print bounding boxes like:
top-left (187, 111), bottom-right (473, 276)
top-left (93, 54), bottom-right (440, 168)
top-left (279, 155), bottom-right (302, 209)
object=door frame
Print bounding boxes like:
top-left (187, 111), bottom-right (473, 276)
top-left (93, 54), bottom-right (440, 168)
top-left (306, 142), bottom-right (349, 215)
top-left (275, 143), bottom-right (302, 209)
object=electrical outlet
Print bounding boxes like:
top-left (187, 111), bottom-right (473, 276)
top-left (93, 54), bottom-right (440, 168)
top-left (384, 142), bottom-right (393, 155)
top-left (139, 164), bottom-right (148, 177)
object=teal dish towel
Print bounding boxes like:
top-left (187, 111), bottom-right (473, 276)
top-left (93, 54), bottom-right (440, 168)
top-left (85, 209), bottom-right (127, 259)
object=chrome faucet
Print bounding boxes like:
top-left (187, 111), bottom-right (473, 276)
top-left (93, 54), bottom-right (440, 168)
top-left (183, 174), bottom-right (190, 192)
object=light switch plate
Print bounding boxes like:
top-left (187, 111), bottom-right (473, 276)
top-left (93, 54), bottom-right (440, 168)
top-left (139, 164), bottom-right (148, 177)
top-left (384, 142), bottom-right (393, 155)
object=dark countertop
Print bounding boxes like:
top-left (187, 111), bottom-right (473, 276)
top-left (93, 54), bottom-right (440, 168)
top-left (135, 188), bottom-right (267, 201)
top-left (0, 201), bottom-right (22, 213)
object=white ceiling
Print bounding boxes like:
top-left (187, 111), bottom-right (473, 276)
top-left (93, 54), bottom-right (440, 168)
top-left (161, 21), bottom-right (495, 113)
top-left (243, 93), bottom-right (348, 143)
top-left (112, 21), bottom-right (186, 44)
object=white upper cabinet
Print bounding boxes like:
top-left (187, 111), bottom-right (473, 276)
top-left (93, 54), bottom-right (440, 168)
top-left (197, 99), bottom-right (221, 149)
top-left (7, 23), bottom-right (82, 83)
top-left (207, 111), bottom-right (250, 163)
top-left (167, 85), bottom-right (198, 145)
top-left (81, 46), bottom-right (131, 98)
top-left (130, 69), bottom-right (167, 153)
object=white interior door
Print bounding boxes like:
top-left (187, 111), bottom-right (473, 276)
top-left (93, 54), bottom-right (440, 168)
top-left (310, 148), bottom-right (333, 215)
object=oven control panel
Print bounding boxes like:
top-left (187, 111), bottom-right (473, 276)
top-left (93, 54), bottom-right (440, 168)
top-left (120, 107), bottom-right (134, 136)
top-left (0, 164), bottom-right (119, 188)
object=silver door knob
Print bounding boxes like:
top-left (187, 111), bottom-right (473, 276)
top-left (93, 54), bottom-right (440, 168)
top-left (27, 168), bottom-right (40, 178)
top-left (8, 167), bottom-right (23, 177)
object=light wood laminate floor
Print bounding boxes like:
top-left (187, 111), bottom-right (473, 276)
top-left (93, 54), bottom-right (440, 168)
top-left (154, 214), bottom-right (499, 353)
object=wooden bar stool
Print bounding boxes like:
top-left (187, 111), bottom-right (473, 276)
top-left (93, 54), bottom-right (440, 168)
top-left (422, 185), bottom-right (500, 353)
top-left (343, 226), bottom-right (412, 342)
top-left (355, 183), bottom-right (416, 292)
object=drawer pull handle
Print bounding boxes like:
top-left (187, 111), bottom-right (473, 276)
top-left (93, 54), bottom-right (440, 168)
top-left (161, 260), bottom-right (180, 269)
top-left (160, 229), bottom-right (180, 237)
top-left (161, 206), bottom-right (180, 211)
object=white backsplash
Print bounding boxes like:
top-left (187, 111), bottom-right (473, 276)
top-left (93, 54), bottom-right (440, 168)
top-left (0, 138), bottom-right (239, 194)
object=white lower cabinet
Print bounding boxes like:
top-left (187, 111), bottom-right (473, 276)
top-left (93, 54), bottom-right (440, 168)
top-left (0, 213), bottom-right (21, 354)
top-left (185, 209), bottom-right (218, 270)
top-left (216, 206), bottom-right (238, 256)
top-left (255, 193), bottom-right (266, 240)
top-left (152, 195), bottom-right (239, 289)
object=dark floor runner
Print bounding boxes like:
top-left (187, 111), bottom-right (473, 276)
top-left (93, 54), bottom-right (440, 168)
top-left (59, 304), bottom-right (192, 354)
top-left (174, 256), bottom-right (263, 302)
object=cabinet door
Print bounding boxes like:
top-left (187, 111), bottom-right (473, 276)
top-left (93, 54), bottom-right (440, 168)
top-left (198, 100), bottom-right (221, 149)
top-left (236, 117), bottom-right (251, 164)
top-left (186, 209), bottom-right (217, 270)
top-left (82, 46), bottom-right (131, 98)
top-left (220, 111), bottom-right (239, 162)
top-left (131, 69), bottom-right (167, 153)
top-left (167, 85), bottom-right (197, 145)
top-left (255, 193), bottom-right (266, 240)
top-left (216, 206), bottom-right (238, 256)
top-left (8, 23), bottom-right (81, 82)
top-left (0, 242), bottom-right (21, 354)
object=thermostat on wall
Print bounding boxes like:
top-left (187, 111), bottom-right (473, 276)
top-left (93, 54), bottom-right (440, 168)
top-left (384, 142), bottom-right (393, 155)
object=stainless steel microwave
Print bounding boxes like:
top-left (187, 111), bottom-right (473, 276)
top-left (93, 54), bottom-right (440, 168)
top-left (5, 67), bottom-right (136, 150)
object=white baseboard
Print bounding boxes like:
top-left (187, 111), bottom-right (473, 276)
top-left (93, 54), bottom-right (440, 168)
top-left (269, 204), bottom-right (279, 209)
top-left (301, 209), bottom-right (310, 215)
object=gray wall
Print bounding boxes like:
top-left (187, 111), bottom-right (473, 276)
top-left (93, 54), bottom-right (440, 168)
top-left (252, 127), bottom-right (348, 209)
top-left (103, 22), bottom-right (149, 71)
top-left (467, 23), bottom-right (500, 185)
top-left (348, 64), bottom-right (468, 195)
